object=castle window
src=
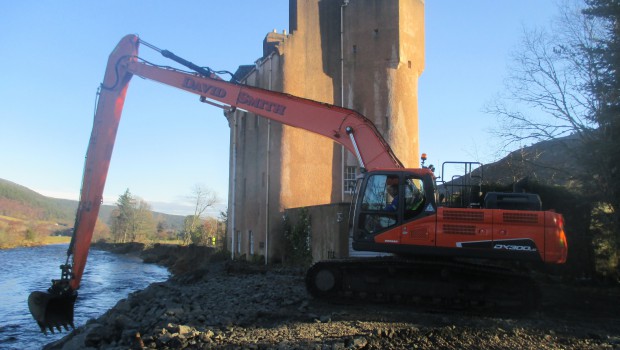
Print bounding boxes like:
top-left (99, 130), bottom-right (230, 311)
top-left (249, 230), bottom-right (254, 255)
top-left (344, 166), bottom-right (357, 194)
top-left (236, 231), bottom-right (241, 254)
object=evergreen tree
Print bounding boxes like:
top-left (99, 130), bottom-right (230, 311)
top-left (110, 189), bottom-right (135, 243)
top-left (583, 0), bottom-right (620, 269)
top-left (109, 189), bottom-right (156, 243)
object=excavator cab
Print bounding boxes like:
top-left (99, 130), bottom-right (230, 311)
top-left (352, 169), bottom-right (437, 250)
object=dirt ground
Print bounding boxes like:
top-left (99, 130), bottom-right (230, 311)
top-left (45, 244), bottom-right (620, 350)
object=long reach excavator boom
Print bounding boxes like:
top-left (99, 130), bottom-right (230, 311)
top-left (29, 34), bottom-right (567, 334)
top-left (28, 34), bottom-right (401, 333)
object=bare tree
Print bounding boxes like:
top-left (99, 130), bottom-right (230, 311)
top-left (487, 0), bottom-right (620, 278)
top-left (487, 0), bottom-right (604, 149)
top-left (182, 184), bottom-right (219, 245)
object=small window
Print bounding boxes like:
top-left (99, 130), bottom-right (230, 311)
top-left (344, 166), bottom-right (357, 194)
top-left (236, 231), bottom-right (241, 254)
top-left (249, 230), bottom-right (254, 255)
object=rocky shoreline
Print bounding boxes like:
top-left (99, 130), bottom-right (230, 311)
top-left (44, 244), bottom-right (620, 349)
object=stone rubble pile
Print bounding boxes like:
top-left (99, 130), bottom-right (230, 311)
top-left (44, 252), bottom-right (620, 349)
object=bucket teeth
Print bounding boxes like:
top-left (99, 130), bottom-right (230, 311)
top-left (28, 290), bottom-right (77, 335)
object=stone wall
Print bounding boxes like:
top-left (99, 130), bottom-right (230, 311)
top-left (284, 202), bottom-right (351, 263)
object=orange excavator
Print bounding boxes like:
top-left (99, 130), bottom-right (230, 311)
top-left (29, 35), bottom-right (567, 334)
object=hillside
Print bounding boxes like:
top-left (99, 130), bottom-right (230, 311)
top-left (479, 134), bottom-right (581, 188)
top-left (0, 179), bottom-right (75, 223)
top-left (0, 178), bottom-right (185, 229)
top-left (436, 134), bottom-right (581, 191)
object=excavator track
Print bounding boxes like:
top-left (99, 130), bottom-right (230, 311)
top-left (305, 257), bottom-right (540, 313)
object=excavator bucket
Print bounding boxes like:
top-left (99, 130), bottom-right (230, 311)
top-left (28, 290), bottom-right (77, 334)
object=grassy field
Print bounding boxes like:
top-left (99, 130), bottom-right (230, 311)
top-left (39, 236), bottom-right (72, 245)
top-left (0, 215), bottom-right (23, 222)
top-left (0, 235), bottom-right (71, 249)
top-left (0, 209), bottom-right (75, 249)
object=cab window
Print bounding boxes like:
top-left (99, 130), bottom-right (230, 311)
top-left (404, 175), bottom-right (426, 220)
top-left (359, 175), bottom-right (399, 234)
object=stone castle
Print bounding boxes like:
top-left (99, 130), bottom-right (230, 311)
top-left (227, 0), bottom-right (424, 262)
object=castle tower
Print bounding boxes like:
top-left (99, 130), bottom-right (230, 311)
top-left (228, 0), bottom-right (424, 262)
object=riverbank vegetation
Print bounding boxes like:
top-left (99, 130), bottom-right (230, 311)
top-left (0, 187), bottom-right (225, 254)
top-left (0, 215), bottom-right (69, 249)
top-left (103, 188), bottom-right (226, 250)
top-left (0, 179), bottom-right (223, 250)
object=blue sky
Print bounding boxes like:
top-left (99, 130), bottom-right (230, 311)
top-left (1, 1), bottom-right (564, 216)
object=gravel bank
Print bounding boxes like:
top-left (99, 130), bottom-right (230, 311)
top-left (44, 245), bottom-right (620, 349)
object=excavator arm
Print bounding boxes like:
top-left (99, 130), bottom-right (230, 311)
top-left (126, 38), bottom-right (402, 170)
top-left (29, 34), bottom-right (402, 333)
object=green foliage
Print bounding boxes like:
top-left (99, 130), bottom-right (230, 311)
top-left (110, 189), bottom-right (133, 243)
top-left (109, 189), bottom-right (156, 243)
top-left (24, 228), bottom-right (36, 241)
top-left (218, 210), bottom-right (229, 251)
top-left (189, 225), bottom-right (204, 245)
top-left (590, 204), bottom-right (619, 281)
top-left (183, 215), bottom-right (198, 245)
top-left (581, 0), bottom-right (620, 280)
top-left (184, 216), bottom-right (222, 247)
top-left (282, 208), bottom-right (312, 266)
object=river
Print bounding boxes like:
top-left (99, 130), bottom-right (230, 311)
top-left (0, 244), bottom-right (170, 350)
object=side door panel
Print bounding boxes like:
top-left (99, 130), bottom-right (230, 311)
top-left (399, 214), bottom-right (436, 246)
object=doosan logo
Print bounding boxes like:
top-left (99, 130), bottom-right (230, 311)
top-left (493, 244), bottom-right (536, 252)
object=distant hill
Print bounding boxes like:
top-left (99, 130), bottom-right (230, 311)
top-left (0, 178), bottom-right (185, 229)
top-left (435, 134), bottom-right (583, 211)
top-left (478, 134), bottom-right (581, 188)
top-left (0, 179), bottom-right (75, 223)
